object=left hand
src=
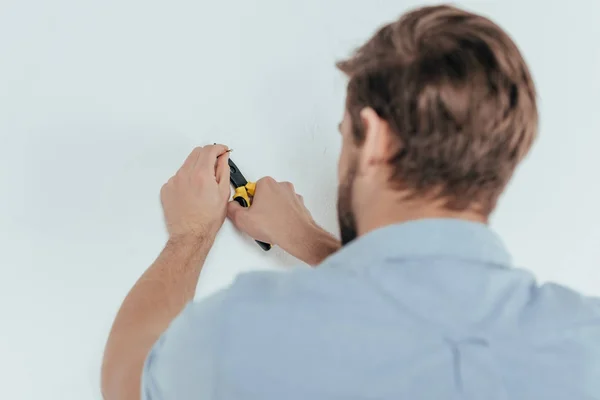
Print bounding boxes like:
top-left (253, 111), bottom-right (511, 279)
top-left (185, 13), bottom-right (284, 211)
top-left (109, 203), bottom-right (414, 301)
top-left (160, 144), bottom-right (231, 241)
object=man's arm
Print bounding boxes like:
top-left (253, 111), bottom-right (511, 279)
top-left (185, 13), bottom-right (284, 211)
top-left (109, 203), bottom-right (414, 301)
top-left (284, 219), bottom-right (341, 265)
top-left (101, 145), bottom-right (231, 400)
top-left (227, 177), bottom-right (341, 266)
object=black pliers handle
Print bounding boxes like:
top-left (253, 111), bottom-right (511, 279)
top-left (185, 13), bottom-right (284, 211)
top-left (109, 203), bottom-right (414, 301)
top-left (228, 158), bottom-right (272, 251)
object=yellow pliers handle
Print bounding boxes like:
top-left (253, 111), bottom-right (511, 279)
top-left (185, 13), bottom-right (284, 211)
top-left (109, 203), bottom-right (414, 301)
top-left (232, 182), bottom-right (272, 251)
top-left (232, 182), bottom-right (256, 207)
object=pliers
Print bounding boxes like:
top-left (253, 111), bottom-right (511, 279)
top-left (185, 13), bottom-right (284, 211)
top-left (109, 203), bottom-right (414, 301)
top-left (228, 158), bottom-right (272, 251)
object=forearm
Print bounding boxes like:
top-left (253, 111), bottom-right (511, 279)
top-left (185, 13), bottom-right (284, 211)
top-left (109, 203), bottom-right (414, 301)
top-left (283, 222), bottom-right (341, 266)
top-left (101, 236), bottom-right (213, 400)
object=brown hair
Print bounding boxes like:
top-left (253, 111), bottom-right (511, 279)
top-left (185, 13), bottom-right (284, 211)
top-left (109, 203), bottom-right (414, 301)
top-left (337, 5), bottom-right (538, 214)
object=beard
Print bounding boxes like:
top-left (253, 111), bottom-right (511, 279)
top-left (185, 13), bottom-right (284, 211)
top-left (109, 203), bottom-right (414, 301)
top-left (337, 160), bottom-right (358, 246)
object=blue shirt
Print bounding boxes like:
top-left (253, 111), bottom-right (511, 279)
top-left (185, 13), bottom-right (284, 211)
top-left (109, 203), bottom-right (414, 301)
top-left (142, 219), bottom-right (600, 399)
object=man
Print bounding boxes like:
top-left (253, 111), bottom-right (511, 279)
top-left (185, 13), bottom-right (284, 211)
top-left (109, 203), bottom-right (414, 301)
top-left (102, 4), bottom-right (600, 400)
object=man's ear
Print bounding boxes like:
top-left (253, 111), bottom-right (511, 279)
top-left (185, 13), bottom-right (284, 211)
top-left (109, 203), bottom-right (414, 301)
top-left (358, 107), bottom-right (394, 174)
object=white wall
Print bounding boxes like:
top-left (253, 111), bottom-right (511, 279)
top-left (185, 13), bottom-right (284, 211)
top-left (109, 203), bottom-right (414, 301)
top-left (0, 1), bottom-right (598, 399)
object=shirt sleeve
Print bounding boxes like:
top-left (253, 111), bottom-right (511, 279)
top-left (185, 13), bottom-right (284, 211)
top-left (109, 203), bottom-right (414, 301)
top-left (141, 290), bottom-right (229, 400)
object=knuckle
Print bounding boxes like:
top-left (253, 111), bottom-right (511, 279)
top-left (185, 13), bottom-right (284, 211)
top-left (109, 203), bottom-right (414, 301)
top-left (259, 176), bottom-right (276, 185)
top-left (173, 173), bottom-right (185, 184)
top-left (160, 180), bottom-right (171, 194)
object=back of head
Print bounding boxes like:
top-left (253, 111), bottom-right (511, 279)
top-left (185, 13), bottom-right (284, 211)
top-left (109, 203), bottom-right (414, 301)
top-left (337, 5), bottom-right (538, 215)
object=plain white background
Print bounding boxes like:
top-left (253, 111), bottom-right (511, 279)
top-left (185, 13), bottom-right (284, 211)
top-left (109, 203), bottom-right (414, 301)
top-left (1, 0), bottom-right (598, 398)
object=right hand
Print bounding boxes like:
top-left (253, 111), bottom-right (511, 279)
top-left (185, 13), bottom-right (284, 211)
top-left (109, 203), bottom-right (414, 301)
top-left (227, 177), bottom-right (316, 249)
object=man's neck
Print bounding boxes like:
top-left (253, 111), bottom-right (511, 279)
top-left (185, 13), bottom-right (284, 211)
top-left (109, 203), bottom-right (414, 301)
top-left (356, 196), bottom-right (488, 238)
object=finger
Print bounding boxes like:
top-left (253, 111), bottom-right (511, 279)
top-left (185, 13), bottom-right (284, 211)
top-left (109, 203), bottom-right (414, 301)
top-left (215, 151), bottom-right (230, 194)
top-left (227, 200), bottom-right (251, 232)
top-left (253, 176), bottom-right (275, 200)
top-left (256, 176), bottom-right (276, 189)
top-left (281, 181), bottom-right (295, 192)
top-left (195, 144), bottom-right (229, 173)
top-left (296, 194), bottom-right (304, 203)
top-left (181, 147), bottom-right (202, 172)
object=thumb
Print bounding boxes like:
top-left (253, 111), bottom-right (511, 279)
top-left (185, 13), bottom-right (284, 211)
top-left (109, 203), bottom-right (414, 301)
top-left (227, 200), bottom-right (252, 233)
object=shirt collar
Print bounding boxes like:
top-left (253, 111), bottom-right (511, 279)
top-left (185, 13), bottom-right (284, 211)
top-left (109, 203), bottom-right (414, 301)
top-left (326, 218), bottom-right (512, 267)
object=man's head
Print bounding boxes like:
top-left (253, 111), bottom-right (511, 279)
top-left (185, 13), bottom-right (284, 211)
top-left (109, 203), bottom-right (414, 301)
top-left (335, 5), bottom-right (538, 245)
